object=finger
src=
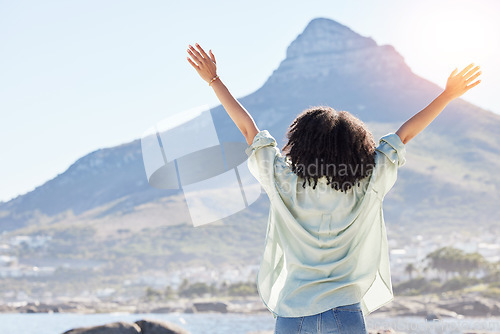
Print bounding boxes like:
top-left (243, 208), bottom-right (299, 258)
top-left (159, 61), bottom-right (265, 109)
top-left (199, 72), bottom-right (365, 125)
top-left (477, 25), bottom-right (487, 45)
top-left (466, 70), bottom-right (482, 83)
top-left (450, 68), bottom-right (458, 77)
top-left (466, 79), bottom-right (481, 90)
top-left (187, 56), bottom-right (200, 70)
top-left (458, 63), bottom-right (475, 77)
top-left (187, 48), bottom-right (202, 66)
top-left (464, 66), bottom-right (480, 80)
top-left (189, 45), bottom-right (205, 62)
top-left (209, 49), bottom-right (216, 64)
top-left (195, 43), bottom-right (210, 60)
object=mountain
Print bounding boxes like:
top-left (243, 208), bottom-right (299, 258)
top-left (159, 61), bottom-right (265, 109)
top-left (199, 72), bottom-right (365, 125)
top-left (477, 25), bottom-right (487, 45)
top-left (0, 18), bottom-right (499, 299)
top-left (211, 18), bottom-right (500, 231)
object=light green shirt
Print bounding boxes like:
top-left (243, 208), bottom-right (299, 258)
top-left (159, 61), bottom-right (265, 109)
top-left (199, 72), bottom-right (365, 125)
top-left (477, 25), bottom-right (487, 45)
top-left (245, 130), bottom-right (406, 318)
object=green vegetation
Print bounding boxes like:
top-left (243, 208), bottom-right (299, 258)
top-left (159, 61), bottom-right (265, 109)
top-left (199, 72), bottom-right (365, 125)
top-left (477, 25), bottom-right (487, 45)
top-left (394, 247), bottom-right (500, 297)
top-left (425, 246), bottom-right (485, 279)
top-left (142, 279), bottom-right (258, 301)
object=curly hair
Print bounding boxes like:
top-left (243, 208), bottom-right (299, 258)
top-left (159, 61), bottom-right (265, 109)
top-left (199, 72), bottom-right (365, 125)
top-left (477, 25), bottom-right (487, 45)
top-left (282, 106), bottom-right (376, 192)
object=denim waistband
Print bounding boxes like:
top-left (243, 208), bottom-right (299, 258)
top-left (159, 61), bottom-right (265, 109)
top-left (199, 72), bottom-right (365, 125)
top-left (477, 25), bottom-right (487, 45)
top-left (333, 302), bottom-right (362, 310)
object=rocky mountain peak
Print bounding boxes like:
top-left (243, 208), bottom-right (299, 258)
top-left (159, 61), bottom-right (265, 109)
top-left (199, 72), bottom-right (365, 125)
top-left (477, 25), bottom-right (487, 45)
top-left (262, 17), bottom-right (411, 90)
top-left (286, 17), bottom-right (378, 58)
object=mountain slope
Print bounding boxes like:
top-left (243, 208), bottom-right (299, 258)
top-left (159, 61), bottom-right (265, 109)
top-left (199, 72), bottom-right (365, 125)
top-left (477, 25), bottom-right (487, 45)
top-left (1, 17), bottom-right (499, 241)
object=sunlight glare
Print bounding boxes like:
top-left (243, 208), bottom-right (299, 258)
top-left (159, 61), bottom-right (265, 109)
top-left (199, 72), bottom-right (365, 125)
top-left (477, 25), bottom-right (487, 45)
top-left (417, 8), bottom-right (491, 67)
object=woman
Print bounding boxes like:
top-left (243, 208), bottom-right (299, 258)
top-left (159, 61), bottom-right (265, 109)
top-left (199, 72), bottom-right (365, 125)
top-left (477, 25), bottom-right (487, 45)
top-left (187, 43), bottom-right (481, 333)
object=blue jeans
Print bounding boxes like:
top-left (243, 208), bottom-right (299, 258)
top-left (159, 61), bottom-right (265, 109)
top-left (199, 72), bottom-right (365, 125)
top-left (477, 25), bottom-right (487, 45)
top-left (274, 302), bottom-right (367, 334)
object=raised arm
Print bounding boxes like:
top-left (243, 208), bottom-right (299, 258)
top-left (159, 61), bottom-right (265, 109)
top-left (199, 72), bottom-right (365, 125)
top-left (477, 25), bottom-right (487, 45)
top-left (186, 43), bottom-right (260, 146)
top-left (396, 63), bottom-right (482, 144)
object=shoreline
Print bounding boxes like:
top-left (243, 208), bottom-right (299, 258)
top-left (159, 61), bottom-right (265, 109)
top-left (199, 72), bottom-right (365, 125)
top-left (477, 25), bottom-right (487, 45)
top-left (1, 293), bottom-right (499, 319)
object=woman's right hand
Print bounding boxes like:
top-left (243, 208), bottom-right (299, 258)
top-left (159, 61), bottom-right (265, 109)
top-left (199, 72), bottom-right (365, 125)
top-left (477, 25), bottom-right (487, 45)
top-left (187, 43), bottom-right (218, 85)
top-left (443, 63), bottom-right (481, 100)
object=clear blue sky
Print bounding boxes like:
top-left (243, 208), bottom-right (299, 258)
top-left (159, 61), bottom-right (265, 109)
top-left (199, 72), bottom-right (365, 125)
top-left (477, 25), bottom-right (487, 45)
top-left (1, 0), bottom-right (499, 203)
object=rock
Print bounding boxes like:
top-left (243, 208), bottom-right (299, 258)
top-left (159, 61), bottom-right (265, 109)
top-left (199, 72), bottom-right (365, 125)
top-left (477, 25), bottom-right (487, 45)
top-left (192, 301), bottom-right (228, 313)
top-left (428, 307), bottom-right (460, 319)
top-left (135, 319), bottom-right (190, 334)
top-left (56, 302), bottom-right (82, 312)
top-left (385, 298), bottom-right (425, 315)
top-left (62, 319), bottom-right (191, 334)
top-left (438, 297), bottom-right (500, 317)
top-left (24, 306), bottom-right (38, 313)
top-left (150, 306), bottom-right (172, 313)
top-left (17, 302), bottom-right (74, 313)
top-left (425, 312), bottom-right (440, 321)
top-left (0, 304), bottom-right (14, 312)
top-left (62, 321), bottom-right (141, 334)
top-left (183, 305), bottom-right (195, 313)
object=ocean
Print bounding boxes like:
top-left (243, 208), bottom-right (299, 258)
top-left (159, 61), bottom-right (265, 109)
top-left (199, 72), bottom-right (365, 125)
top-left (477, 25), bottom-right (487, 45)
top-left (0, 313), bottom-right (499, 334)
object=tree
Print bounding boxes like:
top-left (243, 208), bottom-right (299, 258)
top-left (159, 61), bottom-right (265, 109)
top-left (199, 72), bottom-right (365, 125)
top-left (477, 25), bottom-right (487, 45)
top-left (178, 282), bottom-right (213, 298)
top-left (227, 282), bottom-right (258, 297)
top-left (425, 247), bottom-right (464, 280)
top-left (405, 263), bottom-right (416, 280)
top-left (462, 252), bottom-right (485, 277)
top-left (164, 286), bottom-right (176, 300)
top-left (424, 246), bottom-right (486, 280)
top-left (145, 287), bottom-right (162, 301)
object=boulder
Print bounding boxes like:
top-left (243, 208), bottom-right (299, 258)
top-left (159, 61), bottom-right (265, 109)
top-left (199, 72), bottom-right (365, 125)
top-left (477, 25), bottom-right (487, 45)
top-left (425, 312), bottom-right (440, 321)
top-left (192, 301), bottom-right (228, 313)
top-left (149, 306), bottom-right (172, 313)
top-left (62, 321), bottom-right (141, 334)
top-left (17, 302), bottom-right (72, 313)
top-left (0, 304), bottom-right (14, 312)
top-left (135, 319), bottom-right (190, 334)
top-left (183, 306), bottom-right (195, 313)
top-left (438, 297), bottom-right (500, 317)
top-left (24, 305), bottom-right (38, 313)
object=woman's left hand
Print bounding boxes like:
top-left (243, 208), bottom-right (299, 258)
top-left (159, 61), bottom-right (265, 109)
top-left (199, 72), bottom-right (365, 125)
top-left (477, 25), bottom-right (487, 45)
top-left (443, 63), bottom-right (481, 100)
top-left (187, 43), bottom-right (217, 84)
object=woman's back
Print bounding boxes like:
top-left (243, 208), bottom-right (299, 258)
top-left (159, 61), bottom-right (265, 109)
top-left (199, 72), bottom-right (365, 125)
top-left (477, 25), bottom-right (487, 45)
top-left (245, 129), bottom-right (406, 318)
top-left (276, 156), bottom-right (369, 232)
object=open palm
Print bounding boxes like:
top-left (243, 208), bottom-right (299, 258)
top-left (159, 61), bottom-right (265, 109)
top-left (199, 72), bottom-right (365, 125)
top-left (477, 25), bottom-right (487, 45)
top-left (186, 43), bottom-right (217, 84)
top-left (444, 63), bottom-right (481, 100)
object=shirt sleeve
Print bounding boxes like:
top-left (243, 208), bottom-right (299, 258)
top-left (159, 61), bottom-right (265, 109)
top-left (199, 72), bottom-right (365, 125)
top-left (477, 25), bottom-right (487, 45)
top-left (371, 132), bottom-right (406, 199)
top-left (245, 130), bottom-right (281, 193)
